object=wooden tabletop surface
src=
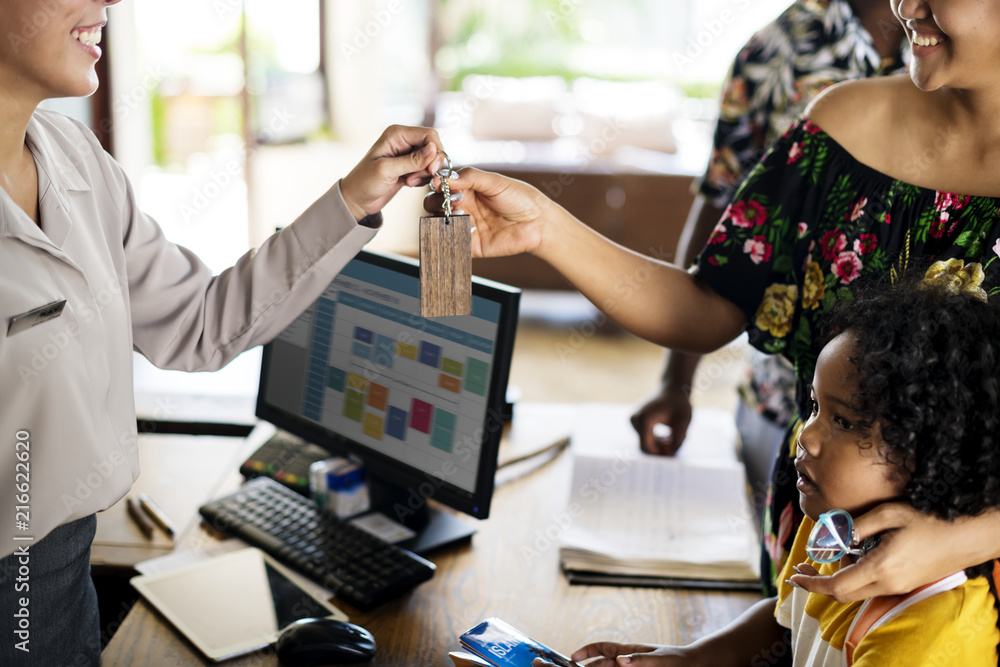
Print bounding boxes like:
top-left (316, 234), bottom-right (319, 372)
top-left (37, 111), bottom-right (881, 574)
top-left (101, 404), bottom-right (760, 666)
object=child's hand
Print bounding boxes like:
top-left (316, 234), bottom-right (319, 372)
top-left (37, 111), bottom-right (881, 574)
top-left (559, 641), bottom-right (699, 667)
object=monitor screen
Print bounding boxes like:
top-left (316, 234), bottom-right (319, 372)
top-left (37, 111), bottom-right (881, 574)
top-left (256, 249), bottom-right (519, 526)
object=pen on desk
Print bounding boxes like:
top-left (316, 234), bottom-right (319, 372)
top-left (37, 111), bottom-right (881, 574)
top-left (496, 436), bottom-right (571, 470)
top-left (138, 492), bottom-right (176, 538)
top-left (127, 495), bottom-right (155, 539)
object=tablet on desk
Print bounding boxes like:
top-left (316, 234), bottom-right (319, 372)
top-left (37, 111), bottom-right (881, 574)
top-left (131, 547), bottom-right (347, 662)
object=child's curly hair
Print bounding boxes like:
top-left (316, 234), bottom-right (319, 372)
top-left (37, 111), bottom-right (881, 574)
top-left (829, 262), bottom-right (1000, 652)
top-left (823, 271), bottom-right (1000, 521)
top-left (823, 266), bottom-right (1000, 640)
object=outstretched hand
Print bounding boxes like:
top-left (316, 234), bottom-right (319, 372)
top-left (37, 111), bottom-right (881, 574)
top-left (530, 642), bottom-right (699, 667)
top-left (789, 502), bottom-right (1000, 602)
top-left (532, 641), bottom-right (697, 667)
top-left (423, 167), bottom-right (561, 259)
top-left (340, 125), bottom-right (446, 221)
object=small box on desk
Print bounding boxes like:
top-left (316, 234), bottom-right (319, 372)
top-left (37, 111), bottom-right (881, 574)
top-left (239, 432), bottom-right (330, 497)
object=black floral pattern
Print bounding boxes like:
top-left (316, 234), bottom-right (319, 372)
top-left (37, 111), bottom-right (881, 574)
top-left (697, 0), bottom-right (908, 207)
top-left (695, 0), bottom-right (908, 429)
top-left (695, 118), bottom-right (1000, 590)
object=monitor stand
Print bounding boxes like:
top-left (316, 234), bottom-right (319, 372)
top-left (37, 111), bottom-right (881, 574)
top-left (366, 477), bottom-right (477, 555)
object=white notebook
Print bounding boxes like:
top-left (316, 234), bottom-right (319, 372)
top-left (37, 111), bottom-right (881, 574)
top-left (558, 404), bottom-right (760, 585)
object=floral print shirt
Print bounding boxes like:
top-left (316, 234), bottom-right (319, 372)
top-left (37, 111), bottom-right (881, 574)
top-left (694, 0), bottom-right (909, 427)
top-left (695, 117), bottom-right (1000, 591)
top-left (696, 0), bottom-right (907, 208)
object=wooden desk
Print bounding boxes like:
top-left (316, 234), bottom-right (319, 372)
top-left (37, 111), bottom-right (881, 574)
top-left (91, 433), bottom-right (250, 571)
top-left (102, 405), bottom-right (760, 665)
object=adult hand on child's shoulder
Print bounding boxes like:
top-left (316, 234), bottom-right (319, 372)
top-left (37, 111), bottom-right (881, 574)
top-left (563, 641), bottom-right (701, 667)
top-left (789, 502), bottom-right (1000, 603)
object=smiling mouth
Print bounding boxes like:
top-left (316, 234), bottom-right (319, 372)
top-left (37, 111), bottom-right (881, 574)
top-left (912, 31), bottom-right (947, 47)
top-left (71, 26), bottom-right (103, 48)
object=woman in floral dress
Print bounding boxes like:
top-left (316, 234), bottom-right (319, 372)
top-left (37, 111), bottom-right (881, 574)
top-left (433, 0), bottom-right (1000, 604)
top-left (634, 0), bottom-right (909, 503)
top-left (696, 113), bottom-right (1000, 591)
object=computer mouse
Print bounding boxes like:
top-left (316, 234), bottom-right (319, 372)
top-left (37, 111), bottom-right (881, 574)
top-left (275, 618), bottom-right (376, 666)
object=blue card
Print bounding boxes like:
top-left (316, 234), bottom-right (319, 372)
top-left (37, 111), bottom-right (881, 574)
top-left (459, 618), bottom-right (580, 667)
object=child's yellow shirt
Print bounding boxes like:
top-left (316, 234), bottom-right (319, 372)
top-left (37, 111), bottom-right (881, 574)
top-left (775, 517), bottom-right (999, 666)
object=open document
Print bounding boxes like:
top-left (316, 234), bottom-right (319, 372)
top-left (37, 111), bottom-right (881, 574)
top-left (559, 405), bottom-right (761, 589)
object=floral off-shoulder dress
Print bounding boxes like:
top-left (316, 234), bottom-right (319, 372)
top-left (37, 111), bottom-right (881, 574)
top-left (694, 116), bottom-right (1000, 593)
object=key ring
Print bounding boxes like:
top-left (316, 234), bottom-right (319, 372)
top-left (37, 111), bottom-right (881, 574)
top-left (429, 151), bottom-right (459, 219)
top-left (805, 509), bottom-right (879, 563)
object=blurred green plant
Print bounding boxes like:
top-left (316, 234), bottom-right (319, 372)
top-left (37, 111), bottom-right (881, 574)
top-left (150, 90), bottom-right (167, 167)
top-left (437, 0), bottom-right (721, 99)
top-left (437, 0), bottom-right (621, 89)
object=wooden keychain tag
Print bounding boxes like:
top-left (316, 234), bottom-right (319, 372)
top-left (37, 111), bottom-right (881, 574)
top-left (420, 153), bottom-right (472, 317)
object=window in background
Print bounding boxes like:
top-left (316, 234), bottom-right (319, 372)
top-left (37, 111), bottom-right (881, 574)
top-left (244, 0), bottom-right (328, 144)
top-left (375, 0), bottom-right (433, 127)
top-left (125, 0), bottom-right (327, 273)
top-left (114, 0), bottom-right (794, 393)
top-left (431, 0), bottom-right (790, 173)
top-left (129, 0), bottom-right (248, 273)
top-left (124, 1), bottom-right (325, 401)
top-left (325, 0), bottom-right (432, 134)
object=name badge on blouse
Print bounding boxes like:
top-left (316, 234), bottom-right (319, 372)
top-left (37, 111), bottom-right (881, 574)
top-left (7, 299), bottom-right (67, 337)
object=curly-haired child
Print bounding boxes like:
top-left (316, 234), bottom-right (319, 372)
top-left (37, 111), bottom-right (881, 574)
top-left (555, 267), bottom-right (1000, 667)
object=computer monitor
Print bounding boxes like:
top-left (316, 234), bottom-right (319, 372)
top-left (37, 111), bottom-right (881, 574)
top-left (255, 249), bottom-right (520, 553)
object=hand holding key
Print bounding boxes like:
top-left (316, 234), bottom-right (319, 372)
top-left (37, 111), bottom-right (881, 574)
top-left (340, 125), bottom-right (446, 221)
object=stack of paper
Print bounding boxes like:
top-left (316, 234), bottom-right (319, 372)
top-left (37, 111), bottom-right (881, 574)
top-left (558, 405), bottom-right (760, 587)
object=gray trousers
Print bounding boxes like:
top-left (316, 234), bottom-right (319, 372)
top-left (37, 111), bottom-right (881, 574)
top-left (0, 514), bottom-right (101, 666)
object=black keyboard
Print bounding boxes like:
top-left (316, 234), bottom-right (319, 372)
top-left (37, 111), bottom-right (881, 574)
top-left (199, 477), bottom-right (435, 610)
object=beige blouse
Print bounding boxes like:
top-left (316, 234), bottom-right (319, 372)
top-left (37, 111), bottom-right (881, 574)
top-left (0, 109), bottom-right (380, 557)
